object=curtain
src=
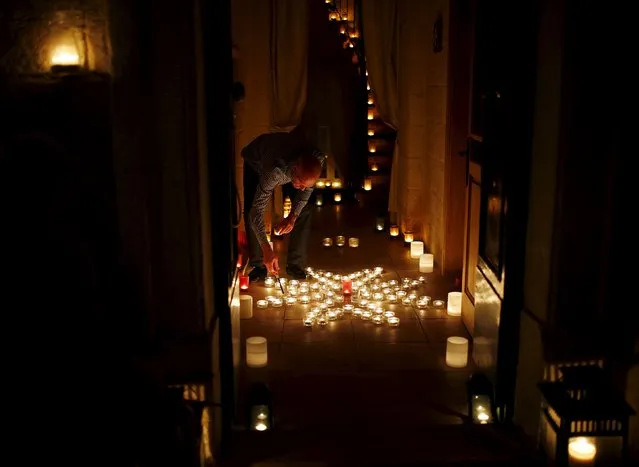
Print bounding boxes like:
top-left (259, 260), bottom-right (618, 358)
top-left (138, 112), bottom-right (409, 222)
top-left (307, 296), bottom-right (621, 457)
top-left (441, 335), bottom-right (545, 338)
top-left (362, 0), bottom-right (400, 217)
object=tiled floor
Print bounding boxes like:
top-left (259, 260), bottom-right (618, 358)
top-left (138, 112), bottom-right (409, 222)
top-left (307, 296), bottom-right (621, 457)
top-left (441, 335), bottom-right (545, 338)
top-left (228, 201), bottom-right (536, 466)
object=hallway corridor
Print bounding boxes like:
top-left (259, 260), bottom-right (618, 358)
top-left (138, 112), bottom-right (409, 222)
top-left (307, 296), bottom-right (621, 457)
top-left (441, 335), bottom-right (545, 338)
top-left (227, 199), bottom-right (539, 466)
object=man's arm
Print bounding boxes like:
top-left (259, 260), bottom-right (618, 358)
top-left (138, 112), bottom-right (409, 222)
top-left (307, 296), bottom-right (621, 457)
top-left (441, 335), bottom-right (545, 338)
top-left (249, 171), bottom-right (279, 247)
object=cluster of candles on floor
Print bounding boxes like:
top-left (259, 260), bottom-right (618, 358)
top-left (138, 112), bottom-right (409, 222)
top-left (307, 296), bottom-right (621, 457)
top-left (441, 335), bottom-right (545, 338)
top-left (322, 235), bottom-right (359, 247)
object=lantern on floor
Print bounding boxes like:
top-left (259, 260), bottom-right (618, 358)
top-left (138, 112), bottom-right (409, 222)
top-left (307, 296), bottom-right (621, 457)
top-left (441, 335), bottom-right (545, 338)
top-left (403, 232), bottom-right (414, 243)
top-left (390, 225), bottom-right (399, 238)
top-left (248, 383), bottom-right (273, 432)
top-left (466, 373), bottom-right (495, 424)
top-left (246, 337), bottom-right (268, 368)
top-left (283, 196), bottom-right (292, 218)
top-left (239, 295), bottom-right (253, 319)
top-left (446, 336), bottom-right (468, 368)
top-left (334, 192), bottom-right (342, 203)
top-left (363, 178), bottom-right (372, 191)
top-left (447, 292), bottom-right (462, 316)
top-left (419, 253), bottom-right (434, 272)
top-left (410, 241), bottom-right (424, 258)
top-left (315, 194), bottom-right (323, 206)
top-left (367, 110), bottom-right (374, 120)
top-left (538, 365), bottom-right (635, 467)
top-left (375, 216), bottom-right (385, 232)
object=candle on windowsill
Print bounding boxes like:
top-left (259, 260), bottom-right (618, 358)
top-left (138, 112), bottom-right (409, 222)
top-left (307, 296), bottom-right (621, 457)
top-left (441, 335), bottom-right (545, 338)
top-left (410, 241), bottom-right (424, 258)
top-left (390, 225), bottom-right (399, 237)
top-left (343, 278), bottom-right (353, 295)
top-left (239, 275), bottom-right (249, 290)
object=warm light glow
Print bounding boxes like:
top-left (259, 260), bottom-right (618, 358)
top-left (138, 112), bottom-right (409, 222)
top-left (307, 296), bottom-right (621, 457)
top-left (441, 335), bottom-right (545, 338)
top-left (343, 278), bottom-right (353, 294)
top-left (410, 241), bottom-right (424, 258)
top-left (339, 25), bottom-right (346, 34)
top-left (568, 438), bottom-right (597, 462)
top-left (365, 70), bottom-right (369, 76)
top-left (447, 292), bottom-right (462, 316)
top-left (51, 44), bottom-right (80, 67)
top-left (390, 225), bottom-right (399, 237)
top-left (335, 235), bottom-right (346, 247)
top-left (348, 237), bottom-right (359, 248)
top-left (240, 295), bottom-right (253, 319)
top-left (246, 337), bottom-right (268, 368)
top-left (367, 111), bottom-right (374, 120)
top-left (368, 130), bottom-right (374, 136)
top-left (283, 196), bottom-right (292, 218)
top-left (332, 179), bottom-right (342, 188)
top-left (322, 237), bottom-right (333, 247)
top-left (316, 180), bottom-right (325, 188)
top-left (239, 275), bottom-right (249, 290)
top-left (315, 194), bottom-right (323, 206)
top-left (446, 336), bottom-right (469, 368)
top-left (334, 192), bottom-right (342, 203)
top-left (329, 12), bottom-right (339, 20)
top-left (325, 180), bottom-right (332, 187)
top-left (370, 163), bottom-right (379, 172)
top-left (419, 253), bottom-right (434, 272)
top-left (363, 178), bottom-right (372, 191)
top-left (376, 218), bottom-right (384, 231)
top-left (403, 232), bottom-right (414, 243)
top-left (367, 98), bottom-right (374, 105)
top-left (367, 82), bottom-right (371, 90)
top-left (369, 146), bottom-right (376, 153)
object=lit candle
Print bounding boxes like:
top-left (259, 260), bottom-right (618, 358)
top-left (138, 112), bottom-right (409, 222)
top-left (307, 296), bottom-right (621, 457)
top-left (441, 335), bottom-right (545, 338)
top-left (316, 180), bottom-right (325, 188)
top-left (299, 294), bottom-right (310, 304)
top-left (568, 437), bottom-right (597, 464)
top-left (447, 292), bottom-right (462, 316)
top-left (285, 296), bottom-right (297, 305)
top-left (239, 275), bottom-right (249, 290)
top-left (271, 298), bottom-right (283, 307)
top-left (343, 304), bottom-right (354, 313)
top-left (332, 179), bottom-right (343, 188)
top-left (402, 297), bottom-right (411, 305)
top-left (326, 310), bottom-right (337, 320)
top-left (387, 316), bottom-right (400, 327)
top-left (369, 146), bottom-right (376, 153)
top-left (256, 299), bottom-right (268, 308)
top-left (367, 110), bottom-right (374, 120)
top-left (334, 192), bottom-right (342, 203)
top-left (419, 253), bottom-right (434, 273)
top-left (246, 337), bottom-right (268, 368)
top-left (342, 278), bottom-right (353, 295)
top-left (316, 194), bottom-right (323, 206)
top-left (264, 276), bottom-right (275, 288)
top-left (433, 299), bottom-right (445, 308)
top-left (368, 130), bottom-right (374, 136)
top-left (370, 163), bottom-right (379, 172)
top-left (445, 336), bottom-right (469, 368)
top-left (240, 295), bottom-right (253, 319)
top-left (410, 241), bottom-right (424, 258)
top-left (353, 308), bottom-right (363, 318)
top-left (390, 225), bottom-right (399, 237)
top-left (348, 237), bottom-right (359, 248)
top-left (404, 232), bottom-right (414, 243)
top-left (317, 315), bottom-right (328, 326)
top-left (303, 315), bottom-right (314, 327)
top-left (375, 217), bottom-right (384, 231)
top-left (335, 236), bottom-right (346, 247)
top-left (322, 237), bottom-right (333, 247)
top-left (363, 178), bottom-right (372, 191)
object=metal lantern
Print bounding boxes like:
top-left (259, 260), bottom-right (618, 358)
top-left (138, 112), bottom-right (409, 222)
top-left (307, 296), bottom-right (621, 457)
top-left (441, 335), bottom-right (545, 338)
top-left (247, 383), bottom-right (273, 432)
top-left (538, 365), bottom-right (635, 466)
top-left (466, 373), bottom-right (495, 424)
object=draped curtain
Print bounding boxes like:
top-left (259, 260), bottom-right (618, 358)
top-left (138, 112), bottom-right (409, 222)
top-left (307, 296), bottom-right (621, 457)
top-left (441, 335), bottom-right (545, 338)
top-left (361, 0), bottom-right (400, 217)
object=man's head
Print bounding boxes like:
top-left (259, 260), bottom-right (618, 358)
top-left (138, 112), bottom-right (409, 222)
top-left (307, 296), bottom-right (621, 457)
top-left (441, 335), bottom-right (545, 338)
top-left (291, 152), bottom-right (322, 190)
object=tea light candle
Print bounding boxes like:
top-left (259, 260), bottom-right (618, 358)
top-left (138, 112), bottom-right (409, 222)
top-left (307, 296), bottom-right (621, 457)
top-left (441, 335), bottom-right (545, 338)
top-left (419, 253), bottom-right (434, 273)
top-left (403, 232), bottom-right (414, 243)
top-left (240, 295), bottom-right (253, 319)
top-left (402, 297), bottom-right (412, 305)
top-left (336, 236), bottom-right (346, 247)
top-left (568, 437), bottom-right (597, 463)
top-left (322, 237), bottom-right (333, 247)
top-left (315, 194), bottom-right (323, 206)
top-left (285, 296), bottom-right (297, 305)
top-left (363, 178), bottom-right (372, 191)
top-left (317, 315), bottom-right (328, 326)
top-left (343, 304), bottom-right (354, 313)
top-left (239, 275), bottom-right (249, 290)
top-left (271, 298), bottom-right (283, 307)
top-left (410, 241), bottom-right (424, 258)
top-left (342, 278), bottom-right (353, 295)
top-left (416, 299), bottom-right (429, 309)
top-left (433, 299), bottom-right (445, 308)
top-left (387, 294), bottom-right (397, 303)
top-left (447, 292), bottom-right (462, 316)
top-left (348, 237), bottom-right (359, 248)
top-left (383, 310), bottom-right (395, 318)
top-left (418, 275), bottom-right (426, 282)
top-left (299, 295), bottom-right (310, 304)
top-left (264, 276), bottom-right (275, 288)
top-left (353, 308), bottom-right (363, 318)
top-left (387, 316), bottom-right (400, 327)
top-left (256, 299), bottom-right (268, 309)
top-left (445, 336), bottom-right (469, 368)
top-left (303, 316), bottom-right (314, 327)
top-left (361, 310), bottom-right (372, 320)
top-left (246, 337), bottom-right (268, 368)
top-left (334, 193), bottom-right (342, 203)
top-left (390, 225), bottom-right (399, 237)
top-left (372, 315), bottom-right (384, 325)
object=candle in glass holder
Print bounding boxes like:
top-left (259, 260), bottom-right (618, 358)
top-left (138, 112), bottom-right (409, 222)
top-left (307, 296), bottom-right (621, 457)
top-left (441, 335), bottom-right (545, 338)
top-left (390, 225), bottom-right (399, 237)
top-left (326, 310), bottom-right (337, 320)
top-left (410, 241), bottom-right (424, 258)
top-left (334, 192), bottom-right (342, 203)
top-left (447, 292), bottom-right (462, 316)
top-left (348, 237), bottom-right (359, 248)
top-left (271, 298), bottom-right (283, 307)
top-left (342, 278), bottom-right (353, 295)
top-left (285, 296), bottom-right (297, 305)
top-left (353, 308), bottom-right (363, 318)
top-left (363, 178), bottom-right (372, 191)
top-left (387, 316), bottom-right (400, 327)
top-left (317, 315), bottom-right (328, 326)
top-left (568, 437), bottom-right (597, 464)
top-left (375, 217), bottom-right (385, 231)
top-left (239, 275), bottom-right (249, 290)
top-left (303, 315), bottom-right (314, 327)
top-left (322, 237), bottom-right (333, 247)
top-left (403, 232), bottom-right (414, 243)
top-left (433, 299), bottom-right (445, 308)
top-left (256, 299), bottom-right (268, 309)
top-left (361, 310), bottom-right (372, 320)
top-left (402, 297), bottom-right (412, 305)
top-left (446, 336), bottom-right (469, 368)
top-left (315, 194), bottom-right (323, 206)
top-left (299, 294), bottom-right (310, 304)
top-left (246, 337), bottom-right (268, 368)
top-left (419, 253), bottom-right (434, 273)
top-left (372, 315), bottom-right (384, 325)
top-left (335, 236), bottom-right (346, 247)
top-left (343, 304), bottom-right (354, 313)
top-left (264, 276), bottom-right (275, 288)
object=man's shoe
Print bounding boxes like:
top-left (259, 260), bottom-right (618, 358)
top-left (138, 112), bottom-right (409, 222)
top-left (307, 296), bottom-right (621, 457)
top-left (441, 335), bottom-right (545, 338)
top-left (248, 266), bottom-right (267, 282)
top-left (286, 265), bottom-right (307, 280)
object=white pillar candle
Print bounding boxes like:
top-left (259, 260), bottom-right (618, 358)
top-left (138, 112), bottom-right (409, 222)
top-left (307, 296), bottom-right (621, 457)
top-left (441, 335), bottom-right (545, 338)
top-left (447, 292), bottom-right (462, 316)
top-left (410, 241), bottom-right (424, 258)
top-left (446, 336), bottom-right (469, 368)
top-left (239, 295), bottom-right (253, 319)
top-left (246, 337), bottom-right (268, 368)
top-left (419, 253), bottom-right (434, 272)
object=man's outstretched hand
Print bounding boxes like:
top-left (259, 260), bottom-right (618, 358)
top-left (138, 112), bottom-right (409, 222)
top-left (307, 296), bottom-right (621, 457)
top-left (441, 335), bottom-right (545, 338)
top-left (262, 244), bottom-right (280, 275)
top-left (274, 214), bottom-right (297, 236)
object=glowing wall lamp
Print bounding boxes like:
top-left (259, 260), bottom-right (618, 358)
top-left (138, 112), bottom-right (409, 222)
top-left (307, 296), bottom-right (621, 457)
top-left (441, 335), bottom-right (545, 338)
top-left (466, 373), bottom-right (495, 424)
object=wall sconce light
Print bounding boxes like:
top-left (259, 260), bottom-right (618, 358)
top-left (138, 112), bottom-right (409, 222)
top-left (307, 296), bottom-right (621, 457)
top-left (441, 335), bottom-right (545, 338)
top-left (466, 373), bottom-right (495, 424)
top-left (403, 232), bottom-right (414, 243)
top-left (446, 336), bottom-right (469, 368)
top-left (240, 295), bottom-right (253, 319)
top-left (419, 253), bottom-right (434, 272)
top-left (248, 383), bottom-right (273, 432)
top-left (538, 365), bottom-right (635, 467)
top-left (447, 292), bottom-right (462, 316)
top-left (246, 337), bottom-right (268, 368)
top-left (410, 241), bottom-right (424, 258)
top-left (389, 225), bottom-right (399, 238)
top-left (363, 178), bottom-right (372, 191)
